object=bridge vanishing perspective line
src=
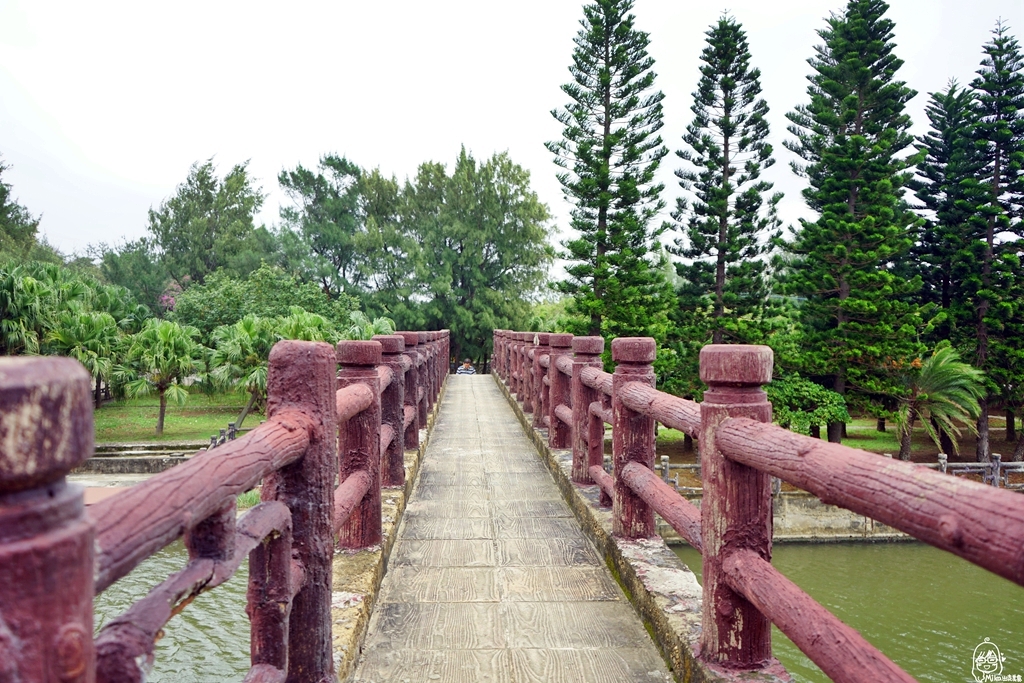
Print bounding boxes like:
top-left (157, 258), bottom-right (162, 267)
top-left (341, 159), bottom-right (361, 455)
top-left (351, 375), bottom-right (672, 683)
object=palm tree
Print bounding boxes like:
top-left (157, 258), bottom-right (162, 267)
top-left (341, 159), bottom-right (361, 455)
top-left (345, 310), bottom-right (395, 340)
top-left (209, 315), bottom-right (276, 428)
top-left (115, 319), bottom-right (205, 435)
top-left (896, 344), bottom-right (986, 460)
top-left (277, 306), bottom-right (339, 342)
top-left (46, 311), bottom-right (119, 407)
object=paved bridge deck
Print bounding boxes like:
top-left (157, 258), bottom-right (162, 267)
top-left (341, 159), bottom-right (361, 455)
top-left (351, 375), bottom-right (672, 682)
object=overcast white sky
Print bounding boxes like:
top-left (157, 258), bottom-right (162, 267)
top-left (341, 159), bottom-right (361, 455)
top-left (2, 0), bottom-right (1023, 257)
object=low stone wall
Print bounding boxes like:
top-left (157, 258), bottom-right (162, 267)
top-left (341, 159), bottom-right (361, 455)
top-left (663, 491), bottom-right (909, 544)
top-left (495, 375), bottom-right (791, 683)
top-left (330, 380), bottom-right (446, 682)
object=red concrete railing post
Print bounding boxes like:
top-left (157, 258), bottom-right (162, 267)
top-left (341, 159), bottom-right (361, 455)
top-left (516, 332), bottom-right (529, 402)
top-left (373, 335), bottom-right (407, 488)
top-left (611, 337), bottom-right (657, 538)
top-left (262, 340), bottom-right (338, 681)
top-left (699, 344), bottom-right (774, 669)
top-left (415, 333), bottom-right (430, 427)
top-left (442, 330), bottom-right (450, 384)
top-left (336, 341), bottom-right (383, 550)
top-left (532, 333), bottom-right (551, 428)
top-left (571, 336), bottom-right (605, 484)
top-left (522, 333), bottom-right (537, 415)
top-left (489, 329), bottom-right (501, 378)
top-left (0, 358), bottom-right (96, 683)
top-left (397, 332), bottom-right (421, 451)
top-left (548, 333), bottom-right (574, 448)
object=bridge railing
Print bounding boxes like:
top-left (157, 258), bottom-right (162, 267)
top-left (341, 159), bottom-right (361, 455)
top-left (493, 330), bottom-right (1024, 683)
top-left (0, 330), bottom-right (448, 683)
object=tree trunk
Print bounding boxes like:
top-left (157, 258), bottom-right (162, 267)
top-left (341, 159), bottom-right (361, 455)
top-left (95, 375), bottom-right (102, 409)
top-left (828, 373), bottom-right (844, 444)
top-left (876, 417), bottom-right (886, 432)
top-left (1006, 408), bottom-right (1016, 444)
top-left (899, 411), bottom-right (915, 461)
top-left (976, 396), bottom-right (990, 462)
top-left (236, 390), bottom-right (259, 429)
top-left (683, 433), bottom-right (694, 454)
top-left (809, 425), bottom-right (821, 439)
top-left (157, 391), bottom-right (167, 436)
top-left (827, 422), bottom-right (844, 443)
top-left (935, 418), bottom-right (954, 455)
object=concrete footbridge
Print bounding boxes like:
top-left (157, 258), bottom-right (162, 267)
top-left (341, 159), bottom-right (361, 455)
top-left (349, 375), bottom-right (673, 682)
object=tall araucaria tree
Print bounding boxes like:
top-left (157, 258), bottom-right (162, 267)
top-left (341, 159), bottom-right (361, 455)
top-left (969, 21), bottom-right (1024, 461)
top-left (910, 80), bottom-right (988, 345)
top-left (547, 0), bottom-right (672, 343)
top-left (672, 15), bottom-right (782, 346)
top-left (783, 0), bottom-right (924, 443)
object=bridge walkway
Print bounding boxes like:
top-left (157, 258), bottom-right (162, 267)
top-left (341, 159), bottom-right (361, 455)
top-left (350, 375), bottom-right (672, 682)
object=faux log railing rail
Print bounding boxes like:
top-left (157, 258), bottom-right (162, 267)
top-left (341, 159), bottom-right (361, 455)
top-left (493, 329), bottom-right (1024, 683)
top-left (0, 329), bottom-right (448, 683)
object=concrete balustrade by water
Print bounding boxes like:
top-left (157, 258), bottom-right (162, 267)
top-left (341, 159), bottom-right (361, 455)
top-left (0, 331), bottom-right (448, 683)
top-left (494, 329), bottom-right (1024, 683)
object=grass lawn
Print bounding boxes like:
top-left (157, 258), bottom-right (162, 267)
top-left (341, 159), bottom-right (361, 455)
top-left (94, 391), bottom-right (258, 444)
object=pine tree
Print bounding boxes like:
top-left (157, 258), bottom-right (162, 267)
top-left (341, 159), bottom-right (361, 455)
top-left (783, 0), bottom-right (924, 443)
top-left (547, 0), bottom-right (672, 343)
top-left (672, 15), bottom-right (781, 346)
top-left (970, 21), bottom-right (1024, 460)
top-left (910, 80), bottom-right (988, 344)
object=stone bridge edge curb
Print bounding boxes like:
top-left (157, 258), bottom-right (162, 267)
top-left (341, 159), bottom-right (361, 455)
top-left (493, 373), bottom-right (792, 683)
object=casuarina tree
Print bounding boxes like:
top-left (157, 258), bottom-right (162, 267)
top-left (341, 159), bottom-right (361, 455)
top-left (672, 15), bottom-right (781, 346)
top-left (547, 0), bottom-right (672, 343)
top-left (969, 21), bottom-right (1024, 461)
top-left (783, 0), bottom-right (924, 443)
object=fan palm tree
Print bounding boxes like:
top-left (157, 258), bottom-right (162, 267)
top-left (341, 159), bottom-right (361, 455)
top-left (115, 319), bottom-right (205, 435)
top-left (896, 344), bottom-right (986, 460)
top-left (209, 315), bottom-right (277, 428)
top-left (46, 311), bottom-right (119, 407)
top-left (345, 310), bottom-right (395, 340)
top-left (277, 306), bottom-right (339, 342)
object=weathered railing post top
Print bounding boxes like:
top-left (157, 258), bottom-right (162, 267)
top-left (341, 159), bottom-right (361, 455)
top-left (0, 357), bottom-right (93, 493)
top-left (699, 344), bottom-right (773, 387)
top-left (337, 340), bottom-right (383, 367)
top-left (549, 333), bottom-right (573, 349)
top-left (611, 337), bottom-right (656, 365)
top-left (396, 331), bottom-right (421, 348)
top-left (536, 332), bottom-right (551, 345)
top-left (417, 331), bottom-right (429, 345)
top-left (572, 335), bottom-right (604, 356)
top-left (372, 334), bottom-right (405, 355)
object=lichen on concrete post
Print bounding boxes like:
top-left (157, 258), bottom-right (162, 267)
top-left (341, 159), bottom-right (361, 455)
top-left (698, 343), bottom-right (774, 669)
top-left (611, 337), bottom-right (657, 538)
top-left (373, 335), bottom-right (407, 488)
top-left (532, 332), bottom-right (551, 428)
top-left (0, 357), bottom-right (96, 683)
top-left (262, 340), bottom-right (338, 683)
top-left (335, 341), bottom-right (383, 550)
top-left (547, 333), bottom-right (573, 448)
top-left (570, 336), bottom-right (604, 484)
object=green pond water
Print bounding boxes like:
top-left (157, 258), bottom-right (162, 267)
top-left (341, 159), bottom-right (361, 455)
top-left (94, 541), bottom-right (1024, 682)
top-left (675, 543), bottom-right (1024, 683)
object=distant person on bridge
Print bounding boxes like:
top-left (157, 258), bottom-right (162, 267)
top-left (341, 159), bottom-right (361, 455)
top-left (456, 359), bottom-right (476, 375)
